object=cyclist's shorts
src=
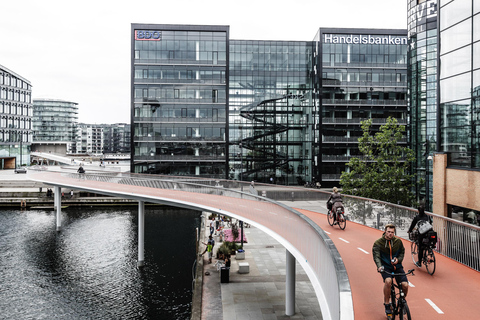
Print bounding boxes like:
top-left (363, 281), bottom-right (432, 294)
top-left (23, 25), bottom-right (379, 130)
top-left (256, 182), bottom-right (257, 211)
top-left (381, 266), bottom-right (408, 284)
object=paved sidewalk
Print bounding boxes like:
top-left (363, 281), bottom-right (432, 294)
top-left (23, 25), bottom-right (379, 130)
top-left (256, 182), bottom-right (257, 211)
top-left (200, 210), bottom-right (323, 320)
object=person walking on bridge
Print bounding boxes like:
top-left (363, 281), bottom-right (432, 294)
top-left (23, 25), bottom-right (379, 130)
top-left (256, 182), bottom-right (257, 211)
top-left (372, 223), bottom-right (408, 318)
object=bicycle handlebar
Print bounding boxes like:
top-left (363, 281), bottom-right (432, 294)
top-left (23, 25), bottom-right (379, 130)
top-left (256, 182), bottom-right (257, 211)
top-left (379, 268), bottom-right (415, 277)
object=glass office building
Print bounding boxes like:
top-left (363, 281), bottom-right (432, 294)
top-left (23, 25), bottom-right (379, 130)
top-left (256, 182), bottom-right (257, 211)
top-left (131, 24), bottom-right (228, 177)
top-left (131, 24), bottom-right (408, 185)
top-left (439, 0), bottom-right (480, 169)
top-left (0, 64), bottom-right (33, 169)
top-left (314, 28), bottom-right (408, 187)
top-left (229, 40), bottom-right (315, 184)
top-left (407, 0), bottom-right (438, 210)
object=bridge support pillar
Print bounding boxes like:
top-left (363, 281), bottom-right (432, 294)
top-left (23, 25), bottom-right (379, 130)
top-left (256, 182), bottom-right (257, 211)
top-left (55, 186), bottom-right (62, 231)
top-left (286, 250), bottom-right (296, 316)
top-left (138, 201), bottom-right (145, 267)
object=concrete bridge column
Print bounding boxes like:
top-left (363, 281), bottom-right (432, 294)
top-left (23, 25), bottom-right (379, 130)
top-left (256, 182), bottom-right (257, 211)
top-left (55, 186), bottom-right (61, 231)
top-left (286, 250), bottom-right (296, 316)
top-left (138, 201), bottom-right (145, 267)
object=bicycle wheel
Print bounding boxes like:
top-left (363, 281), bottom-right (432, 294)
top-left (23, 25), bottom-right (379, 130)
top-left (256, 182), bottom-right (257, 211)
top-left (425, 249), bottom-right (436, 275)
top-left (327, 211), bottom-right (334, 226)
top-left (338, 213), bottom-right (346, 230)
top-left (398, 301), bottom-right (411, 320)
top-left (411, 242), bottom-right (418, 265)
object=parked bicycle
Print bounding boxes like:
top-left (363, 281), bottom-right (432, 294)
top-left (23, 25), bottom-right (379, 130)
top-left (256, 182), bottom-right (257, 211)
top-left (380, 268), bottom-right (415, 320)
top-left (327, 206), bottom-right (346, 230)
top-left (410, 230), bottom-right (437, 275)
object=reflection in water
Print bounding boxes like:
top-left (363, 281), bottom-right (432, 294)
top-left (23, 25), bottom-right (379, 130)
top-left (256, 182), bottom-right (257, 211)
top-left (0, 207), bottom-right (200, 320)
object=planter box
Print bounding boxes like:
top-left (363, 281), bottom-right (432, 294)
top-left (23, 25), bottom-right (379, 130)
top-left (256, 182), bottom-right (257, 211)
top-left (236, 250), bottom-right (245, 260)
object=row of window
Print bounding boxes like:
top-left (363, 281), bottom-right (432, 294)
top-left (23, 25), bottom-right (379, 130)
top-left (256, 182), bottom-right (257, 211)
top-left (1, 117), bottom-right (31, 129)
top-left (135, 105), bottom-right (226, 120)
top-left (0, 72), bottom-right (31, 90)
top-left (134, 87), bottom-right (226, 102)
top-left (0, 88), bottom-right (32, 103)
top-left (0, 130), bottom-right (32, 143)
top-left (134, 67), bottom-right (225, 82)
top-left (0, 103), bottom-right (33, 116)
top-left (230, 42), bottom-right (310, 54)
top-left (135, 39), bottom-right (227, 52)
top-left (134, 124), bottom-right (226, 140)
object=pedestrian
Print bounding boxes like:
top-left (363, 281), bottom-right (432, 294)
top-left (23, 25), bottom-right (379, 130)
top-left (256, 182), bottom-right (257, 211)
top-left (209, 218), bottom-right (215, 236)
top-left (201, 236), bottom-right (214, 263)
top-left (70, 190), bottom-right (74, 198)
top-left (215, 215), bottom-right (220, 233)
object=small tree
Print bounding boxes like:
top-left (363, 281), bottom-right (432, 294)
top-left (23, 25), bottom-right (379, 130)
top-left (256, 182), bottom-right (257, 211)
top-left (340, 117), bottom-right (416, 206)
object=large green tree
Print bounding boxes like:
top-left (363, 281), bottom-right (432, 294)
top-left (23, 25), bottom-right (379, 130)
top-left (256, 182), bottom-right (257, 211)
top-left (340, 117), bottom-right (416, 206)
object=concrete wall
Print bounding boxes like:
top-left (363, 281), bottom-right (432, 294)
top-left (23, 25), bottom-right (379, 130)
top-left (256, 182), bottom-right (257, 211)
top-left (433, 153), bottom-right (480, 216)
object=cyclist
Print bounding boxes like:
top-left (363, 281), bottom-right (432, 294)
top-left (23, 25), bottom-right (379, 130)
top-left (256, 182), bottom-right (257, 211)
top-left (327, 187), bottom-right (344, 224)
top-left (407, 205), bottom-right (431, 267)
top-left (373, 223), bottom-right (409, 317)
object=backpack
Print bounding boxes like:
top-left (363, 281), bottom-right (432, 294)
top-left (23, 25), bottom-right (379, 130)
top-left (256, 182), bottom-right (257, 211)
top-left (417, 219), bottom-right (433, 235)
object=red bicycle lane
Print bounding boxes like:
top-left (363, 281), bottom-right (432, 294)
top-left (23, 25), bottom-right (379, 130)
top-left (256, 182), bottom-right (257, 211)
top-left (298, 209), bottom-right (480, 320)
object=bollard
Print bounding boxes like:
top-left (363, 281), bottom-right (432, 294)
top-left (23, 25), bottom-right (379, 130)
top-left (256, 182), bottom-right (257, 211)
top-left (291, 191), bottom-right (294, 202)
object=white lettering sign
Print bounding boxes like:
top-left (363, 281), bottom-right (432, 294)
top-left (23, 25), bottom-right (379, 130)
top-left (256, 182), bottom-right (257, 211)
top-left (324, 34), bottom-right (407, 45)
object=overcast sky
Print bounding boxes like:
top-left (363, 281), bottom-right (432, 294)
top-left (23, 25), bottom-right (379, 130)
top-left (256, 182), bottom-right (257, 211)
top-left (1, 0), bottom-right (407, 124)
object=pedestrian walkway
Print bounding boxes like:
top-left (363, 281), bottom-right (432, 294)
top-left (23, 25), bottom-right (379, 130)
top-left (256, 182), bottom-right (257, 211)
top-left (200, 212), bottom-right (323, 319)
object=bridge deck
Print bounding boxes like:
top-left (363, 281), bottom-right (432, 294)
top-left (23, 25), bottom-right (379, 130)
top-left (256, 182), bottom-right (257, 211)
top-left (300, 209), bottom-right (480, 319)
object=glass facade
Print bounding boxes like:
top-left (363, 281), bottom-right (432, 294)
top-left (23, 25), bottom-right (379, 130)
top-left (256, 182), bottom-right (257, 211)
top-left (32, 99), bottom-right (78, 153)
top-left (131, 24), bottom-right (228, 177)
top-left (0, 64), bottom-right (33, 168)
top-left (408, 0), bottom-right (438, 210)
top-left (439, 0), bottom-right (480, 169)
top-left (229, 40), bottom-right (315, 184)
top-left (315, 29), bottom-right (408, 187)
top-left (102, 123), bottom-right (131, 154)
top-left (130, 25), bottom-right (408, 186)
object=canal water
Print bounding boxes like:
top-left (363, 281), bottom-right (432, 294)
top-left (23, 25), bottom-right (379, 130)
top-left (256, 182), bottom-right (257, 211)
top-left (0, 206), bottom-right (201, 320)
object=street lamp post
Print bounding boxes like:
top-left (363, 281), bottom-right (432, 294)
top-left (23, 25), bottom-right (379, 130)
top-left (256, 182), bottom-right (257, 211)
top-left (424, 139), bottom-right (430, 211)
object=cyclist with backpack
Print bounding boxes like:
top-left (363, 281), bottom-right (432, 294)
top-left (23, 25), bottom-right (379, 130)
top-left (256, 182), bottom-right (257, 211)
top-left (327, 187), bottom-right (344, 224)
top-left (408, 205), bottom-right (432, 267)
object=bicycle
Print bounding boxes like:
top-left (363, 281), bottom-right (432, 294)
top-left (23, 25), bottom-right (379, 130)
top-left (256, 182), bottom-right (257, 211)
top-left (410, 230), bottom-right (437, 275)
top-left (380, 268), bottom-right (415, 320)
top-left (327, 206), bottom-right (346, 230)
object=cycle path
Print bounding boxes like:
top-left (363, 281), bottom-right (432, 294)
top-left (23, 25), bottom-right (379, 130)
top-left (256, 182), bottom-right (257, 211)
top-left (298, 209), bottom-right (480, 320)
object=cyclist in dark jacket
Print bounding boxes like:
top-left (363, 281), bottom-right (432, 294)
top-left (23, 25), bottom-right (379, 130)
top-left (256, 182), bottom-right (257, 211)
top-left (327, 187), bottom-right (344, 223)
top-left (408, 206), bottom-right (431, 267)
top-left (373, 223), bottom-right (408, 317)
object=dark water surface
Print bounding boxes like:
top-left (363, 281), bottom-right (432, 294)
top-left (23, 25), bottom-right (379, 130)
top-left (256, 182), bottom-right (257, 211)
top-left (0, 207), bottom-right (201, 320)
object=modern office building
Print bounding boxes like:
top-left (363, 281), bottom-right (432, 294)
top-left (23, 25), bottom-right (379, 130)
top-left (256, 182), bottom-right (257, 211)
top-left (407, 0), bottom-right (438, 211)
top-left (0, 64), bottom-right (33, 169)
top-left (432, 0), bottom-right (480, 217)
top-left (131, 24), bottom-right (408, 185)
top-left (315, 28), bottom-right (408, 187)
top-left (32, 99), bottom-right (78, 154)
top-left (131, 24), bottom-right (228, 177)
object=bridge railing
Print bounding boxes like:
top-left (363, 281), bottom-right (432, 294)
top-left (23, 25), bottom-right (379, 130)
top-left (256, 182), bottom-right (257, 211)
top-left (65, 170), bottom-right (480, 272)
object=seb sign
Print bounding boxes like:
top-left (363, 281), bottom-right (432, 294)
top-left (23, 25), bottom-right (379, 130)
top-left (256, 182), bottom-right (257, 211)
top-left (135, 30), bottom-right (162, 41)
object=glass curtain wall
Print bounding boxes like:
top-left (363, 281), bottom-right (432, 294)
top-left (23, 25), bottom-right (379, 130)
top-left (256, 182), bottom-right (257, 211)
top-left (131, 25), bottom-right (229, 178)
top-left (408, 0), bottom-right (438, 210)
top-left (315, 29), bottom-right (408, 188)
top-left (439, 0), bottom-right (480, 169)
top-left (229, 40), bottom-right (315, 185)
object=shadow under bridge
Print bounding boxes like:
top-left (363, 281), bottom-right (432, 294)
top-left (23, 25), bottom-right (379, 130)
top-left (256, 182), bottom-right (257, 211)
top-left (28, 171), bottom-right (353, 320)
